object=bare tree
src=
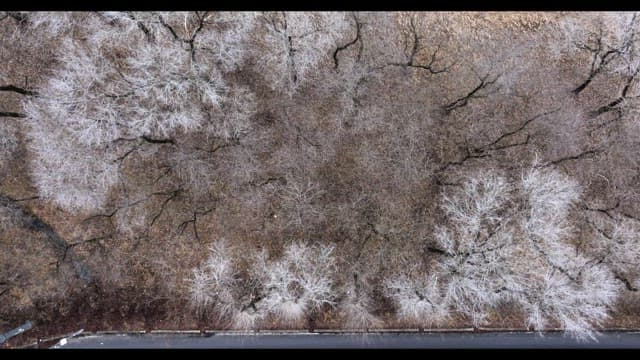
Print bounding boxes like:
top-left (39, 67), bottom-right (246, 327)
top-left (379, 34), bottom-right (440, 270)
top-left (386, 166), bottom-right (618, 340)
top-left (260, 242), bottom-right (336, 326)
top-left (568, 13), bottom-right (639, 95)
top-left (583, 207), bottom-right (640, 292)
top-left (189, 240), bottom-right (336, 328)
top-left (23, 12), bottom-right (258, 212)
top-left (189, 240), bottom-right (235, 317)
top-left (255, 12), bottom-right (350, 93)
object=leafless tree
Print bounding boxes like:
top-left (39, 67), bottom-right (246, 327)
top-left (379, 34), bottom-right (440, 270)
top-left (189, 240), bottom-right (336, 328)
top-left (386, 166), bottom-right (618, 341)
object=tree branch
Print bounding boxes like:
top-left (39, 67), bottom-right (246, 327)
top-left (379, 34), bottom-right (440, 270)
top-left (149, 189), bottom-right (181, 227)
top-left (177, 208), bottom-right (214, 243)
top-left (615, 272), bottom-right (638, 292)
top-left (0, 85), bottom-right (38, 96)
top-left (140, 135), bottom-right (176, 145)
top-left (477, 108), bottom-right (559, 151)
top-left (333, 12), bottom-right (362, 69)
top-left (124, 12), bottom-right (155, 43)
top-left (0, 112), bottom-right (26, 118)
top-left (581, 200), bottom-right (620, 220)
top-left (540, 149), bottom-right (601, 168)
top-left (443, 72), bottom-right (500, 114)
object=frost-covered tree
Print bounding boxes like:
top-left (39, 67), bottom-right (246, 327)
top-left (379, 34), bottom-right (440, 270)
top-left (582, 208), bottom-right (640, 293)
top-left (189, 240), bottom-right (336, 328)
top-left (23, 12), bottom-right (258, 212)
top-left (260, 241), bottom-right (336, 325)
top-left (384, 273), bottom-right (450, 327)
top-left (605, 219), bottom-right (640, 290)
top-left (189, 240), bottom-right (268, 329)
top-left (385, 166), bottom-right (619, 340)
top-left (189, 240), bottom-right (237, 318)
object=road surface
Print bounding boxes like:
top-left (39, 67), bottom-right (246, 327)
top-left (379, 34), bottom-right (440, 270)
top-left (55, 331), bottom-right (640, 348)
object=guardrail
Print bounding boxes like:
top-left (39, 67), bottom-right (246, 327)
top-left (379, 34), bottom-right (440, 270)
top-left (14, 326), bottom-right (640, 348)
top-left (55, 326), bottom-right (640, 337)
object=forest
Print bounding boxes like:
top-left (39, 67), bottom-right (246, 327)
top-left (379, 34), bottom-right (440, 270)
top-left (1, 12), bottom-right (639, 343)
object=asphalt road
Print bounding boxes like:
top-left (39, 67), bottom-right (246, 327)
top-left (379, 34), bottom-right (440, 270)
top-left (55, 331), bottom-right (640, 349)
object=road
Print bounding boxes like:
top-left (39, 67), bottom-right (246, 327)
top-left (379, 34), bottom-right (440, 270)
top-left (55, 331), bottom-right (640, 348)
